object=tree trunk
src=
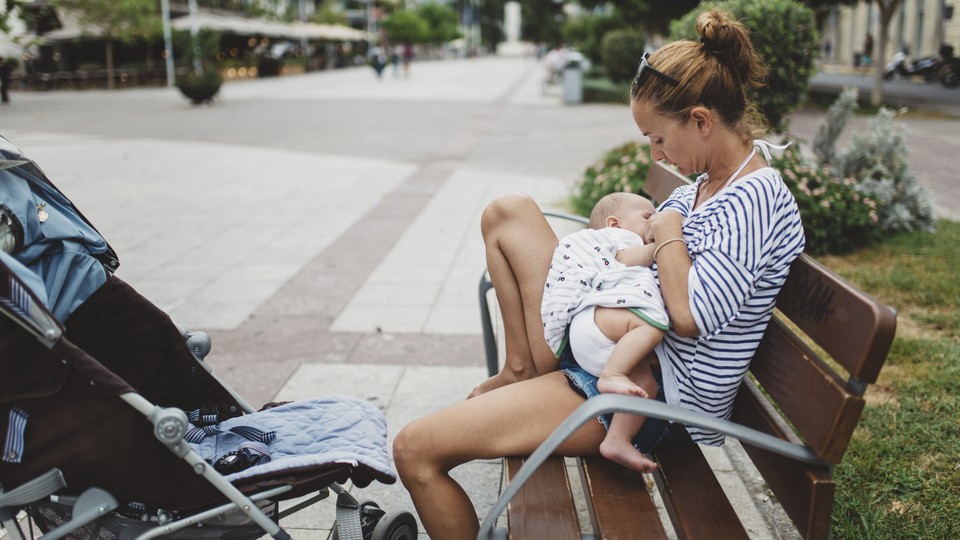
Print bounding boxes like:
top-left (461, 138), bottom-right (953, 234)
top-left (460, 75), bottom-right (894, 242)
top-left (871, 0), bottom-right (901, 106)
top-left (105, 40), bottom-right (116, 91)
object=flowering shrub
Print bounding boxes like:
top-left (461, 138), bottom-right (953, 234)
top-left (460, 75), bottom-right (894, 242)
top-left (771, 143), bottom-right (884, 255)
top-left (837, 108), bottom-right (936, 234)
top-left (571, 141), bottom-right (654, 216)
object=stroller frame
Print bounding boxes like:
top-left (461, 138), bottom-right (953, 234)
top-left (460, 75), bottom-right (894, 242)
top-left (0, 282), bottom-right (395, 540)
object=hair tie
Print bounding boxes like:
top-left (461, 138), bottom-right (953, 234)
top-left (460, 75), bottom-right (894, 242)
top-left (700, 36), bottom-right (709, 46)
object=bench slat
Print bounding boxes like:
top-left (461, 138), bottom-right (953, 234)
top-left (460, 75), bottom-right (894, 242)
top-left (733, 381), bottom-right (836, 540)
top-left (642, 162), bottom-right (688, 205)
top-left (750, 317), bottom-right (867, 463)
top-left (504, 456), bottom-right (581, 539)
top-left (651, 425), bottom-right (749, 540)
top-left (776, 254), bottom-right (897, 384)
top-left (577, 456), bottom-right (668, 540)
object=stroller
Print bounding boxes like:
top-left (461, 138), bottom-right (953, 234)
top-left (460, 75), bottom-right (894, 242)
top-left (0, 137), bottom-right (417, 540)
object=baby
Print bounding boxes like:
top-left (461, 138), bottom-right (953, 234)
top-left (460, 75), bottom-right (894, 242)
top-left (542, 192), bottom-right (671, 472)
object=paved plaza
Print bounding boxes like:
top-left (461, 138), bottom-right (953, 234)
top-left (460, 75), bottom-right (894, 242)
top-left (2, 56), bottom-right (957, 539)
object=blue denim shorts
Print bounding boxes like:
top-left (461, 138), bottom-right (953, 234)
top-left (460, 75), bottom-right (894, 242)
top-left (558, 346), bottom-right (672, 453)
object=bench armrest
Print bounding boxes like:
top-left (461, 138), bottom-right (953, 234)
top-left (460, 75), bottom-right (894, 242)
top-left (541, 210), bottom-right (589, 225)
top-left (477, 393), bottom-right (824, 540)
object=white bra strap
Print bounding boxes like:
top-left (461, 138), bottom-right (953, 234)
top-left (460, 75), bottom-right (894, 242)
top-left (752, 139), bottom-right (791, 163)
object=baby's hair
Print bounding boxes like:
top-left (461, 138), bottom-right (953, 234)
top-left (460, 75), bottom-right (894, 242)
top-left (589, 192), bottom-right (645, 229)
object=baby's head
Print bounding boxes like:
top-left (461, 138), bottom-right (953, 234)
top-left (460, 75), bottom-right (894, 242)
top-left (589, 192), bottom-right (656, 236)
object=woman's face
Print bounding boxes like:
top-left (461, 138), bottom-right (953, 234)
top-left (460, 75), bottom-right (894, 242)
top-left (631, 100), bottom-right (701, 176)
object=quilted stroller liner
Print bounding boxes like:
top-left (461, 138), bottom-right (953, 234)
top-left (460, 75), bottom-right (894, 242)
top-left (0, 137), bottom-right (412, 540)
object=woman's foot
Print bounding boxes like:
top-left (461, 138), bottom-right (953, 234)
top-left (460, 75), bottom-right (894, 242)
top-left (598, 373), bottom-right (649, 397)
top-left (600, 437), bottom-right (658, 473)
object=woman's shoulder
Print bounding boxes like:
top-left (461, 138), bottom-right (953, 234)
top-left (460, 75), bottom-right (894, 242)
top-left (729, 167), bottom-right (795, 201)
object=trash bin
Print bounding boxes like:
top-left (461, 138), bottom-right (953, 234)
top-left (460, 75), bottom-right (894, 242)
top-left (563, 59), bottom-right (582, 104)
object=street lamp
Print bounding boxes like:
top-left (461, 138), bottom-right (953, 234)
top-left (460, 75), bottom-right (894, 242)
top-left (188, 0), bottom-right (202, 76)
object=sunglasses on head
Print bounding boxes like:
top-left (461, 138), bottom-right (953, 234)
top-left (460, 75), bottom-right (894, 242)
top-left (634, 52), bottom-right (680, 87)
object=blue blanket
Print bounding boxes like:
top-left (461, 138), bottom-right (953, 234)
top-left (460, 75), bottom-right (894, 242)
top-left (189, 396), bottom-right (396, 487)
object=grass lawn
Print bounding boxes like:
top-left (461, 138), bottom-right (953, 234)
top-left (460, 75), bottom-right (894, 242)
top-left (820, 219), bottom-right (960, 539)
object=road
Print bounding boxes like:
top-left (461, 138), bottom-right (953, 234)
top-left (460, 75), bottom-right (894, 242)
top-left (811, 69), bottom-right (960, 114)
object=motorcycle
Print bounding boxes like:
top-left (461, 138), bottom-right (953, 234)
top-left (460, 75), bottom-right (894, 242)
top-left (884, 44), bottom-right (960, 88)
top-left (937, 44), bottom-right (960, 88)
top-left (884, 46), bottom-right (940, 82)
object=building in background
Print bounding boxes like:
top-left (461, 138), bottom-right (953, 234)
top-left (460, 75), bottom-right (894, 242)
top-left (823, 0), bottom-right (960, 66)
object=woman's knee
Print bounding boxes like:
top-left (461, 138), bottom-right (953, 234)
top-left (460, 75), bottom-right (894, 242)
top-left (393, 420), bottom-right (437, 486)
top-left (481, 193), bottom-right (538, 236)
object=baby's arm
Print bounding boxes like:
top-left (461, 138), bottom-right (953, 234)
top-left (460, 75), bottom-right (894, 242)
top-left (616, 242), bottom-right (656, 267)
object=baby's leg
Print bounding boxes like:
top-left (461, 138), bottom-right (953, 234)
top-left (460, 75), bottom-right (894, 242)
top-left (600, 412), bottom-right (658, 473)
top-left (594, 309), bottom-right (664, 396)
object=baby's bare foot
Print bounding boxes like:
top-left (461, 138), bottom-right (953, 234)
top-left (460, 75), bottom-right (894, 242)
top-left (598, 373), bottom-right (648, 397)
top-left (600, 437), bottom-right (658, 473)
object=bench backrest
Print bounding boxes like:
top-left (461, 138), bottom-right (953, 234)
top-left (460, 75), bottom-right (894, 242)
top-left (642, 161), bottom-right (897, 538)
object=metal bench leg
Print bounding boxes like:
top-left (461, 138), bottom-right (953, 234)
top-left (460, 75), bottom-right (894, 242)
top-left (478, 270), bottom-right (499, 378)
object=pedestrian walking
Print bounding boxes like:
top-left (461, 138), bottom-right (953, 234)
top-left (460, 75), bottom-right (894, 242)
top-left (0, 58), bottom-right (12, 105)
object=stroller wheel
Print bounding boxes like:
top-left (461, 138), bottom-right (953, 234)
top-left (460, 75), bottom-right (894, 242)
top-left (332, 500), bottom-right (385, 540)
top-left (371, 510), bottom-right (418, 540)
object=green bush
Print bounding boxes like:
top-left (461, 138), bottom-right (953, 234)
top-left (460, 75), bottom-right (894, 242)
top-left (564, 13), bottom-right (624, 66)
top-left (175, 70), bottom-right (222, 105)
top-left (837, 108), bottom-right (936, 234)
top-left (582, 76), bottom-right (630, 104)
top-left (571, 141), bottom-right (654, 216)
top-left (814, 88), bottom-right (936, 236)
top-left (770, 143), bottom-right (883, 255)
top-left (600, 29), bottom-right (646, 84)
top-left (669, 0), bottom-right (819, 133)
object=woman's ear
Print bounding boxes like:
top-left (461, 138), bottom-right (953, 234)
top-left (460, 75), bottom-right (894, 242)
top-left (690, 107), bottom-right (712, 134)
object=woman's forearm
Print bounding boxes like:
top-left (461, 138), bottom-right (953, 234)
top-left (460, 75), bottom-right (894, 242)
top-left (649, 213), bottom-right (699, 337)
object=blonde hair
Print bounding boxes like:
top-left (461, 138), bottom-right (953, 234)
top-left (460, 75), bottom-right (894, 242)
top-left (629, 8), bottom-right (768, 140)
top-left (589, 192), bottom-right (652, 229)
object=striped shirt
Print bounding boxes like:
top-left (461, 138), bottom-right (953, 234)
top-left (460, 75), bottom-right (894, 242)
top-left (654, 167), bottom-right (805, 445)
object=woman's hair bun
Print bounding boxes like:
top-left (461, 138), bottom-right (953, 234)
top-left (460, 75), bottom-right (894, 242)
top-left (695, 8), bottom-right (764, 88)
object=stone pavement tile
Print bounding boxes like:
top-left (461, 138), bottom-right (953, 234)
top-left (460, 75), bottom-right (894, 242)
top-left (10, 135), bottom-right (416, 331)
top-left (347, 333), bottom-right (485, 368)
top-left (331, 166), bottom-right (572, 336)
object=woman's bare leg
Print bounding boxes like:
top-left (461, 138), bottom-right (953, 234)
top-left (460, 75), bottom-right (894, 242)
top-left (470, 194), bottom-right (559, 398)
top-left (394, 372), bottom-right (604, 540)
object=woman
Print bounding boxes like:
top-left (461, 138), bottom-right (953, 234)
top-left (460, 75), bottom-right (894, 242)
top-left (392, 9), bottom-right (805, 539)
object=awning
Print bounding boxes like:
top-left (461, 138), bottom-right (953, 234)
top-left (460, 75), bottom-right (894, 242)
top-left (38, 9), bottom-right (367, 44)
top-left (171, 12), bottom-right (367, 42)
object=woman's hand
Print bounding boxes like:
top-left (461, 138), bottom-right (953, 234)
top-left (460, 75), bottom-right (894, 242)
top-left (644, 210), bottom-right (684, 244)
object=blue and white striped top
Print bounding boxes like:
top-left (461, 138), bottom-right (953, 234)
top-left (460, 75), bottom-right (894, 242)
top-left (654, 166), bottom-right (805, 445)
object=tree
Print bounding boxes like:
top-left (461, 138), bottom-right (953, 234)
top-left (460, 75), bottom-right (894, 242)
top-left (312, 3), bottom-right (348, 26)
top-left (381, 10), bottom-right (428, 45)
top-left (417, 3), bottom-right (459, 46)
top-left (0, 1), bottom-right (24, 34)
top-left (55, 0), bottom-right (160, 90)
top-left (577, 0), bottom-right (700, 35)
top-left (520, 0), bottom-right (565, 45)
top-left (865, 0), bottom-right (904, 106)
top-left (798, 0), bottom-right (899, 106)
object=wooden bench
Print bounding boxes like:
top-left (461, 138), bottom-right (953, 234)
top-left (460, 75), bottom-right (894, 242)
top-left (476, 161), bottom-right (898, 540)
